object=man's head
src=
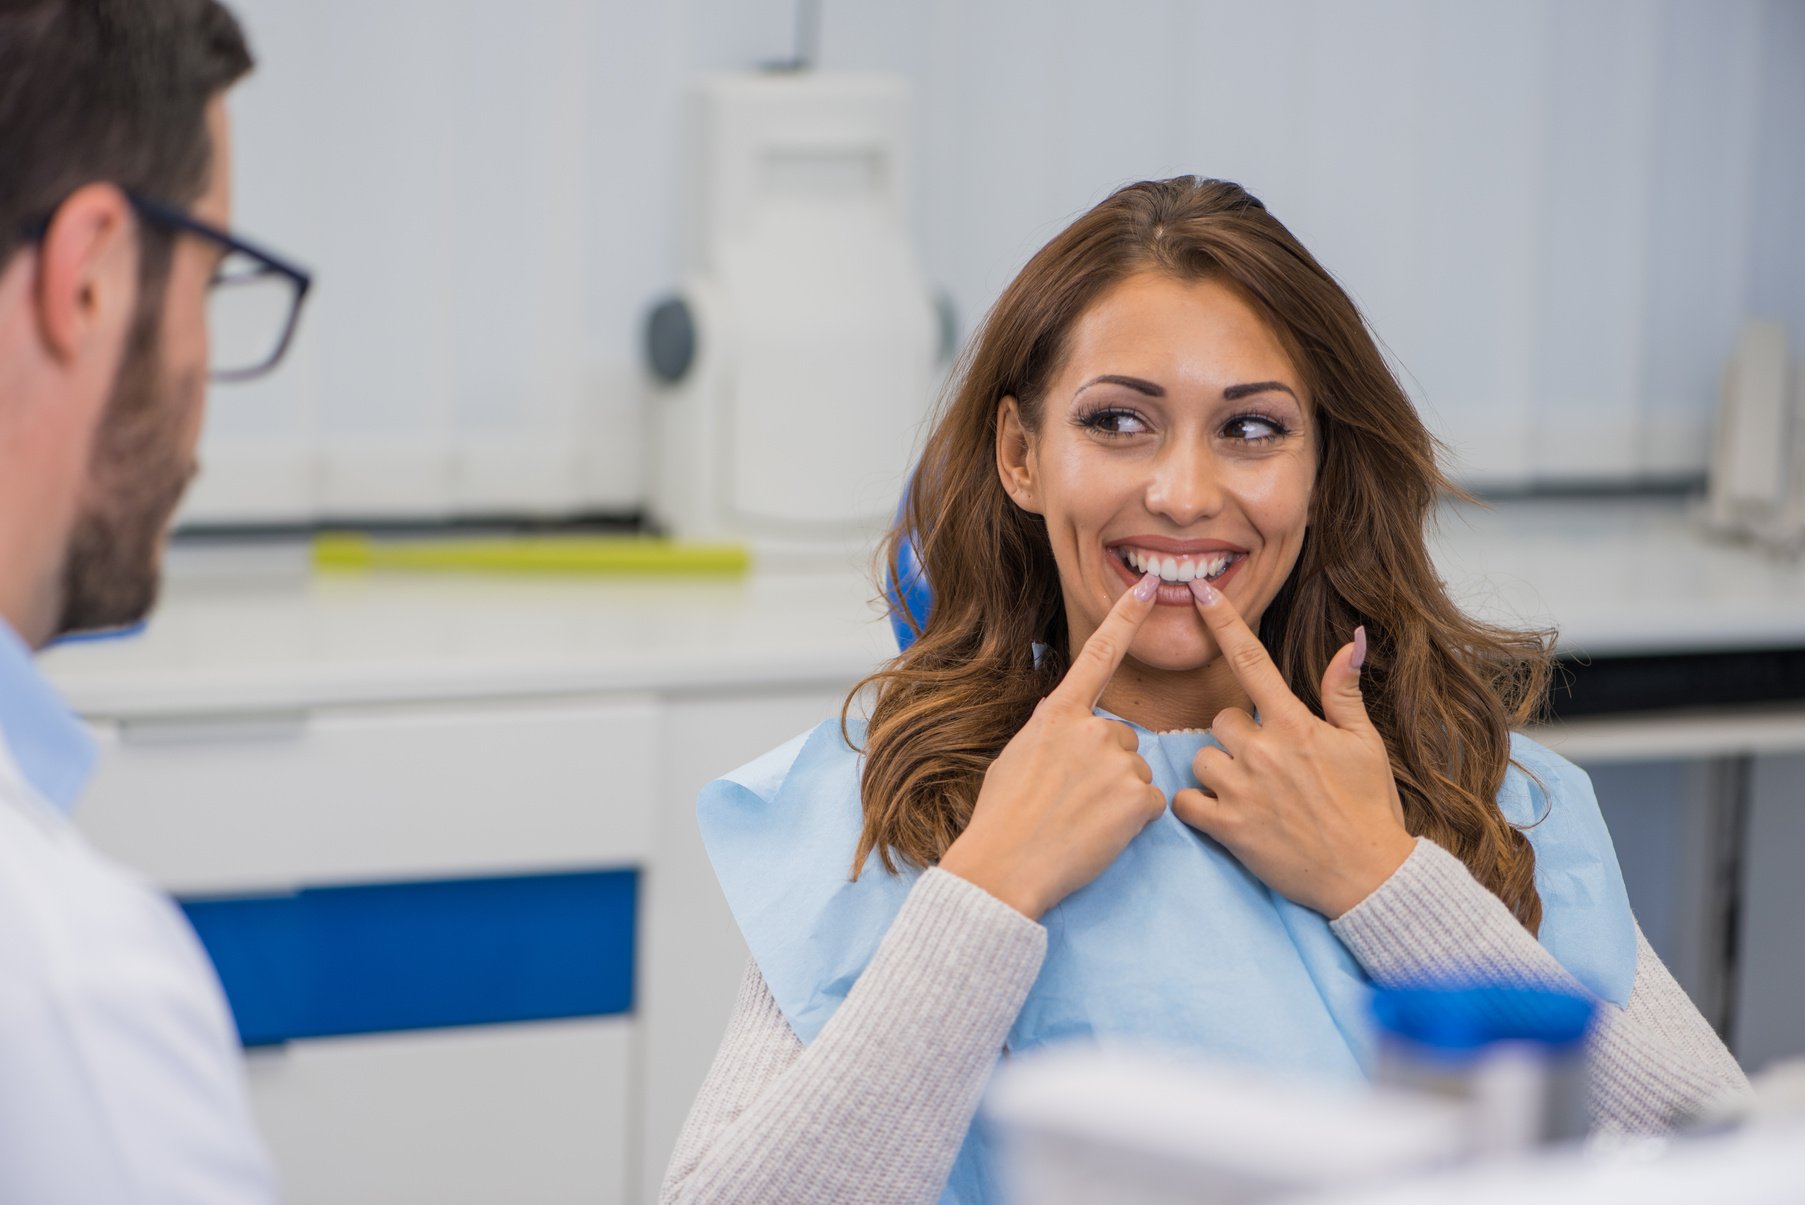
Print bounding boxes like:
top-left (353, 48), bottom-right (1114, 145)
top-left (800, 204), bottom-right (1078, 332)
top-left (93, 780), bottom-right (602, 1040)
top-left (0, 0), bottom-right (253, 646)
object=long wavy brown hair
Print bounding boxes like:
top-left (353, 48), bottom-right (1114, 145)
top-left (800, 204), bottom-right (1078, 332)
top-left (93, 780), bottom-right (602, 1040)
top-left (846, 177), bottom-right (1554, 932)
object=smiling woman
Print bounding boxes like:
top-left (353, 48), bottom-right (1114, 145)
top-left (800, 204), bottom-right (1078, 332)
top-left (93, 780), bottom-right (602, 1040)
top-left (859, 181), bottom-right (1549, 930)
top-left (664, 179), bottom-right (1750, 1205)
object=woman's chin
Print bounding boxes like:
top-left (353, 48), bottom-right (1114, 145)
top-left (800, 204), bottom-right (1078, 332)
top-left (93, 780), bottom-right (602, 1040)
top-left (1127, 618), bottom-right (1222, 675)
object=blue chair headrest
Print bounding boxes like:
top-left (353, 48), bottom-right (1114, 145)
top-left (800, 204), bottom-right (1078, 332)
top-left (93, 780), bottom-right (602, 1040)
top-left (884, 492), bottom-right (933, 652)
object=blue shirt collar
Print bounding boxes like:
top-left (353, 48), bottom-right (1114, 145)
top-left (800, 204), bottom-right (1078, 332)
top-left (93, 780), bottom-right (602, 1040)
top-left (0, 620), bottom-right (98, 815)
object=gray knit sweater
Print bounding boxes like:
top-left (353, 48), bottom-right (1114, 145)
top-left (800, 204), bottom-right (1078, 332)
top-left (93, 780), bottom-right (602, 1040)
top-left (661, 837), bottom-right (1750, 1204)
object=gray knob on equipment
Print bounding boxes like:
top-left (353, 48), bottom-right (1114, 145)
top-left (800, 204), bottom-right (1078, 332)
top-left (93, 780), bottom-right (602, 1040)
top-left (645, 296), bottom-right (696, 383)
top-left (934, 290), bottom-right (958, 365)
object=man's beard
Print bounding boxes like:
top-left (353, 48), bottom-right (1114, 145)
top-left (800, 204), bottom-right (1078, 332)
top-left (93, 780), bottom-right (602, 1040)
top-left (54, 300), bottom-right (200, 638)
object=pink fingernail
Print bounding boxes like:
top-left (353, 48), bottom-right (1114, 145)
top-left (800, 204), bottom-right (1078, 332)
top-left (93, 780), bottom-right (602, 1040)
top-left (1189, 578), bottom-right (1217, 606)
top-left (1352, 625), bottom-right (1367, 672)
top-left (1132, 570), bottom-right (1160, 602)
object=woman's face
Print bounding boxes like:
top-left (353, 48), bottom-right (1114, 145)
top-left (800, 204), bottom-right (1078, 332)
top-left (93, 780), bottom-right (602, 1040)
top-left (997, 271), bottom-right (1318, 677)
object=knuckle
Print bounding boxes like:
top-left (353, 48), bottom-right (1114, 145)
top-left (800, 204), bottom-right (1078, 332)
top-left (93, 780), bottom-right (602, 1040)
top-left (1082, 635), bottom-right (1121, 667)
top-left (1231, 645), bottom-right (1267, 674)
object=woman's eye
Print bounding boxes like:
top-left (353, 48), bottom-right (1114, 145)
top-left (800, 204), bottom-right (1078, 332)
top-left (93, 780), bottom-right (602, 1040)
top-left (1222, 414), bottom-right (1287, 444)
top-left (1077, 408), bottom-right (1150, 437)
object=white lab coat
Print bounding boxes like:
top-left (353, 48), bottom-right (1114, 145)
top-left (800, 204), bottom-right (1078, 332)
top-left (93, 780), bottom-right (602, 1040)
top-left (0, 733), bottom-right (277, 1204)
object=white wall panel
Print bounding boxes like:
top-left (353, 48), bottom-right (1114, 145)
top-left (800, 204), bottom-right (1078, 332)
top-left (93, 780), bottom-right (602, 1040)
top-left (1285, 0), bottom-right (1433, 449)
top-left (1412, 2), bottom-right (1547, 483)
top-left (1175, 1), bottom-right (1311, 208)
top-left (313, 2), bottom-right (461, 517)
top-left (445, 1), bottom-right (596, 512)
top-left (1745, 0), bottom-right (1805, 365)
top-left (920, 0), bottom-right (1078, 342)
top-left (182, 0), bottom-right (1800, 526)
top-left (581, 3), bottom-right (688, 512)
top-left (1639, 0), bottom-right (1762, 478)
top-left (1525, 0), bottom-right (1660, 482)
top-left (181, 0), bottom-right (330, 523)
top-left (1056, 0), bottom-right (1192, 210)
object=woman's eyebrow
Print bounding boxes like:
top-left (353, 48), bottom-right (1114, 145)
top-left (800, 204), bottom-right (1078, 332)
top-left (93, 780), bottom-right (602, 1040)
top-left (1223, 380), bottom-right (1299, 402)
top-left (1076, 374), bottom-right (1165, 397)
top-left (1077, 375), bottom-right (1300, 402)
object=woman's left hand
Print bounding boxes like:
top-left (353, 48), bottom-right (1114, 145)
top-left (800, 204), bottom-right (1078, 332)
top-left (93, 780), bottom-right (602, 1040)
top-left (1169, 580), bottom-right (1415, 919)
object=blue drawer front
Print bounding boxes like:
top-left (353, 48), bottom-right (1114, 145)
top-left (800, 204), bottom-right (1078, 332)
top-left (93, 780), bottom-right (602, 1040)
top-left (180, 869), bottom-right (637, 1047)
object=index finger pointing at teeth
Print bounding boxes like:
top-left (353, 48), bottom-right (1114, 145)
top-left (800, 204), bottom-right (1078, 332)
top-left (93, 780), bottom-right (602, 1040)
top-left (1048, 570), bottom-right (1161, 713)
top-left (1187, 578), bottom-right (1307, 723)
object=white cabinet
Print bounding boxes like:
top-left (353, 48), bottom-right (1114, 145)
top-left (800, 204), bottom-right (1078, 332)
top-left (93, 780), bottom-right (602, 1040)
top-left (245, 1019), bottom-right (635, 1205)
top-left (62, 610), bottom-right (867, 1204)
top-left (78, 697), bottom-right (658, 893)
top-left (638, 687), bottom-right (853, 1192)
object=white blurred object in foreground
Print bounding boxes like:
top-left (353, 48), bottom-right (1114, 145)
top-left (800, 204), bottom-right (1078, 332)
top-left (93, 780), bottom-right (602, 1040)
top-left (1304, 1120), bottom-right (1805, 1205)
top-left (987, 1047), bottom-right (1805, 1205)
top-left (982, 1046), bottom-right (1467, 1205)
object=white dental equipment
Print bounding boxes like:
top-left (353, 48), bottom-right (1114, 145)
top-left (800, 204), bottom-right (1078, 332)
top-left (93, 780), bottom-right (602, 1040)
top-left (644, 71), bottom-right (944, 556)
top-left (1704, 320), bottom-right (1805, 554)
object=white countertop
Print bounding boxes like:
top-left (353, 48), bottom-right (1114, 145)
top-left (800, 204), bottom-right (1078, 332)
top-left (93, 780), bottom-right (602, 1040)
top-left (44, 560), bottom-right (899, 719)
top-left (41, 496), bottom-right (1805, 720)
top-left (1429, 496), bottom-right (1805, 658)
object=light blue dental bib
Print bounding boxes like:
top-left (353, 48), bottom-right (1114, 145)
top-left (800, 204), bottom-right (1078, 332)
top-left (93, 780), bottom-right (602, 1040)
top-left (698, 717), bottom-right (1635, 1204)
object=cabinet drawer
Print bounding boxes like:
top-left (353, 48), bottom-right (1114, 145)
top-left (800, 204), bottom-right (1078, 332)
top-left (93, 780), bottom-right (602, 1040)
top-left (245, 1017), bottom-right (633, 1205)
top-left (76, 696), bottom-right (656, 893)
top-left (183, 868), bottom-right (636, 1045)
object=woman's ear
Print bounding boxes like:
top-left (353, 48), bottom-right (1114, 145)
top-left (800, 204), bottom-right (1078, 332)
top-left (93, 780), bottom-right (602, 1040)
top-left (995, 396), bottom-right (1042, 514)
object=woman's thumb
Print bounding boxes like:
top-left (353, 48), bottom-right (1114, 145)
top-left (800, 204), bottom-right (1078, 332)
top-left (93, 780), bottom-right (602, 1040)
top-left (1320, 625), bottom-right (1373, 732)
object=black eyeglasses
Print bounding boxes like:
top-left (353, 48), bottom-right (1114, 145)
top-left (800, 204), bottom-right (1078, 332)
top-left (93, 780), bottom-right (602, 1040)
top-left (130, 195), bottom-right (312, 382)
top-left (22, 192), bottom-right (312, 382)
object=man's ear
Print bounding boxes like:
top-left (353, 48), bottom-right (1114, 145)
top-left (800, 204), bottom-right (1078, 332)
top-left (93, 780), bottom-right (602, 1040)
top-left (35, 182), bottom-right (137, 369)
top-left (995, 395), bottom-right (1042, 514)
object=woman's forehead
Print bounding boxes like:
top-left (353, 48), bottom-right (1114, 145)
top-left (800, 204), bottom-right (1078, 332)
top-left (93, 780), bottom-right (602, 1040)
top-left (1056, 273), bottom-right (1307, 401)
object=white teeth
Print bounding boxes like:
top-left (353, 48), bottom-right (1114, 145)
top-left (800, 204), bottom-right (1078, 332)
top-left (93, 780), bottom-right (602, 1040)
top-left (1118, 547), bottom-right (1241, 584)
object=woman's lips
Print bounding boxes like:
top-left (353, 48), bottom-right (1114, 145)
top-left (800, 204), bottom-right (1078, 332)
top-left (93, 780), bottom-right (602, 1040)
top-left (1107, 546), bottom-right (1246, 605)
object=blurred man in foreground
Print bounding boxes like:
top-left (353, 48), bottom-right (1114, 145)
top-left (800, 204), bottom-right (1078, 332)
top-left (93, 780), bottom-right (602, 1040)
top-left (0, 0), bottom-right (307, 1196)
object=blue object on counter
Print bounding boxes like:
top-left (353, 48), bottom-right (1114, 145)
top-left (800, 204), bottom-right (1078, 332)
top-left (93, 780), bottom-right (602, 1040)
top-left (1372, 983), bottom-right (1597, 1055)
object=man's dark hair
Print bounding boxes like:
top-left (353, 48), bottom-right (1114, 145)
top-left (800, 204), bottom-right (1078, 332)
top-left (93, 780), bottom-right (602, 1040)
top-left (0, 0), bottom-right (254, 275)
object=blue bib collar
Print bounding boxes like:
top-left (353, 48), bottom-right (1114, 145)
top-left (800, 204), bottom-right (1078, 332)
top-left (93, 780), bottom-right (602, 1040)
top-left (699, 715), bottom-right (1635, 1202)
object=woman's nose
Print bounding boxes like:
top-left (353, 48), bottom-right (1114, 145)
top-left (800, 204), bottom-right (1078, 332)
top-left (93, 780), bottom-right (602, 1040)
top-left (1143, 442), bottom-right (1226, 525)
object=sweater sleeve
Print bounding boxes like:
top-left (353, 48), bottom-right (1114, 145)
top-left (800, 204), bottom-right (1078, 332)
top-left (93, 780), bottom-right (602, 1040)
top-left (1330, 836), bottom-right (1753, 1133)
top-left (659, 867), bottom-right (1047, 1205)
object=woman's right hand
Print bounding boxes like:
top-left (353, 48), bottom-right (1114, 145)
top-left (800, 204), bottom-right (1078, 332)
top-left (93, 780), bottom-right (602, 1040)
top-left (938, 571), bottom-right (1167, 920)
